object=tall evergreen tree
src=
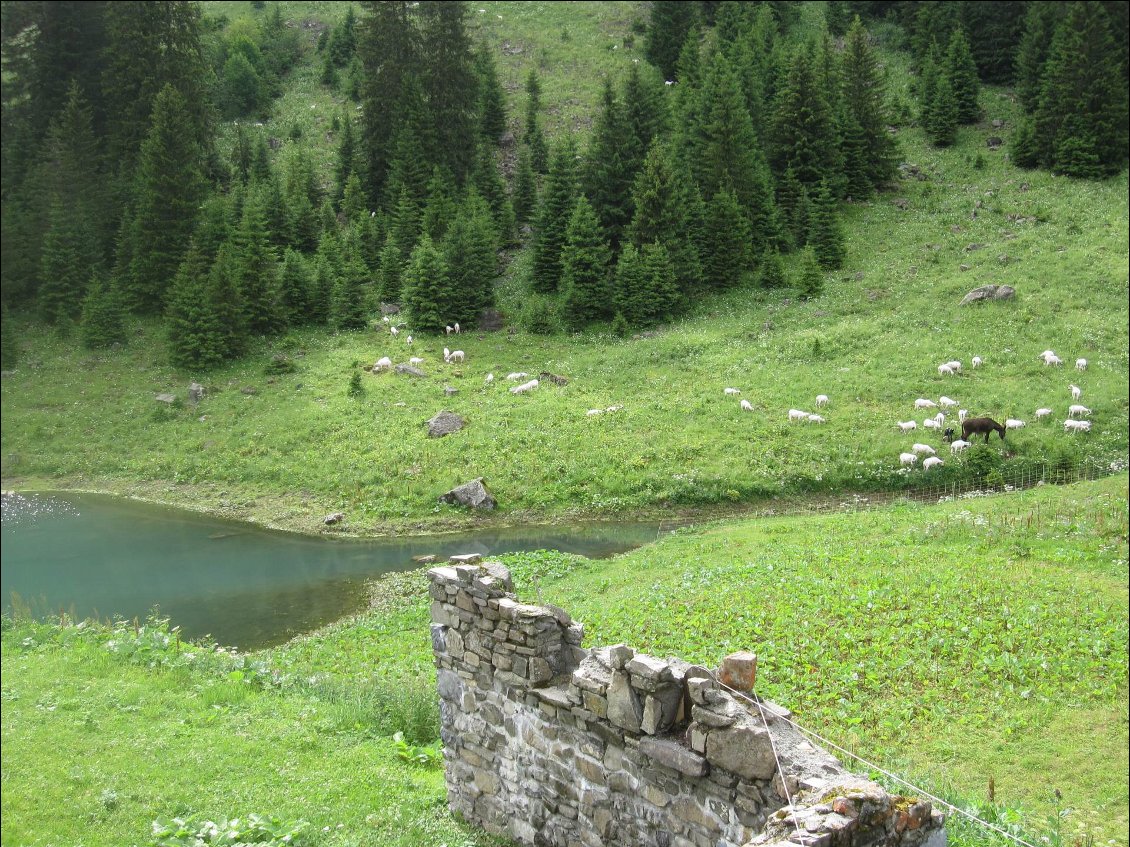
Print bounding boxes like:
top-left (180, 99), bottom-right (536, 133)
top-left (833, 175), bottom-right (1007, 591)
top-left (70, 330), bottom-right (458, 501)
top-left (219, 50), bottom-right (266, 119)
top-left (926, 73), bottom-right (959, 147)
top-left (44, 81), bottom-right (110, 253)
top-left (279, 248), bottom-right (314, 327)
top-left (334, 111), bottom-right (358, 203)
top-left (128, 84), bottom-right (205, 313)
top-left (756, 247), bottom-right (787, 289)
top-left (80, 269), bottom-right (127, 349)
top-left (524, 69), bottom-right (549, 173)
top-left (584, 79), bottom-right (635, 253)
top-left (512, 146), bottom-right (538, 228)
top-left (166, 243), bottom-right (245, 368)
top-left (638, 241), bottom-right (680, 324)
top-left (917, 40), bottom-right (943, 129)
top-left (233, 190), bottom-right (282, 335)
top-left (422, 166), bottom-right (458, 242)
top-left (531, 138), bottom-right (579, 294)
top-left (442, 190), bottom-right (497, 325)
top-left (769, 44), bottom-right (839, 194)
top-left (961, 1), bottom-right (1028, 84)
top-left (627, 140), bottom-right (702, 296)
top-left (377, 233), bottom-right (404, 303)
top-left (775, 166), bottom-right (809, 251)
top-left (611, 244), bottom-right (646, 327)
top-left (646, 1), bottom-right (698, 82)
top-left (1015, 3), bottom-right (1069, 113)
top-left (808, 180), bottom-right (846, 270)
top-left (701, 188), bottom-right (752, 290)
top-left (331, 241), bottom-right (372, 330)
top-left (796, 246), bottom-right (824, 300)
top-left (841, 16), bottom-right (898, 196)
top-left (418, 1), bottom-right (478, 184)
top-left (472, 145), bottom-right (515, 246)
top-left (39, 197), bottom-right (100, 325)
top-left (561, 197), bottom-right (612, 329)
top-left (474, 46), bottom-right (507, 145)
top-left (401, 234), bottom-right (451, 333)
top-left (945, 29), bottom-right (981, 125)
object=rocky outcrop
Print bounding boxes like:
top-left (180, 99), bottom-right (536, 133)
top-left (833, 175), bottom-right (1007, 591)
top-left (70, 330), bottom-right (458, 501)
top-left (437, 478), bottom-right (495, 510)
top-left (960, 284), bottom-right (1016, 305)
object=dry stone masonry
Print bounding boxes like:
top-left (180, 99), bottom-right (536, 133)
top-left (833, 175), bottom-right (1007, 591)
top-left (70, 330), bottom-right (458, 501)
top-left (428, 559), bottom-right (947, 847)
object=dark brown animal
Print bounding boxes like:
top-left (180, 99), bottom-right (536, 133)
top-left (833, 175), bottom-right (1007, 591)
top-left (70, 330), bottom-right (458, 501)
top-left (962, 417), bottom-right (1006, 443)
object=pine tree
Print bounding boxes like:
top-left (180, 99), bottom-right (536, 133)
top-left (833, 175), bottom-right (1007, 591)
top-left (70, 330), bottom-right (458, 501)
top-left (611, 243), bottom-right (647, 327)
top-left (419, 0), bottom-right (478, 185)
top-left (220, 50), bottom-right (266, 119)
top-left (808, 180), bottom-right (846, 270)
top-left (401, 234), bottom-right (451, 333)
top-left (841, 16), bottom-right (898, 195)
top-left (43, 81), bottom-right (110, 255)
top-left (288, 192), bottom-right (320, 253)
top-left (38, 197), bottom-right (100, 326)
top-left (166, 243), bottom-right (243, 369)
top-left (961, 1), bottom-right (1028, 84)
top-left (279, 248), bottom-right (314, 327)
top-left (775, 166), bottom-right (810, 251)
top-left (646, 1), bottom-right (698, 82)
top-left (796, 247), bottom-right (824, 300)
top-left (701, 188), bottom-right (752, 290)
top-left (342, 172), bottom-right (368, 224)
top-left (584, 79), bottom-right (635, 253)
top-left (309, 255), bottom-right (334, 325)
top-left (390, 186), bottom-right (423, 261)
top-left (1015, 3), bottom-right (1069, 113)
top-left (769, 44), bottom-right (839, 194)
top-left (945, 29), bottom-right (981, 125)
top-left (128, 84), bottom-right (205, 313)
top-left (472, 146), bottom-right (515, 247)
top-left (377, 233), bottom-right (404, 303)
top-left (927, 73), bottom-right (959, 147)
top-left (421, 167), bottom-right (457, 241)
top-left (80, 269), bottom-right (127, 349)
top-left (531, 138), bottom-right (579, 294)
top-left (1031, 2), bottom-right (1129, 178)
top-left (524, 69), bottom-right (549, 173)
top-left (639, 241), bottom-right (680, 325)
top-left (233, 190), bottom-right (282, 335)
top-left (917, 41), bottom-right (943, 128)
top-left (334, 111), bottom-right (358, 204)
top-left (331, 242), bottom-right (372, 330)
top-left (561, 197), bottom-right (612, 329)
top-left (627, 140), bottom-right (702, 296)
top-left (474, 46), bottom-right (507, 145)
top-left (442, 191), bottom-right (497, 325)
top-left (756, 248), bottom-right (787, 289)
top-left (512, 146), bottom-right (538, 228)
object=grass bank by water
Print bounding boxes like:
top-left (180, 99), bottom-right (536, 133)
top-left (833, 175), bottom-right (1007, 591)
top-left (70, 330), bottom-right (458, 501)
top-left (3, 476), bottom-right (1126, 846)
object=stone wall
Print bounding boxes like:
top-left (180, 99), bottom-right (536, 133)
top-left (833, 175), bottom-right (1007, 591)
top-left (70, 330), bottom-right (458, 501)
top-left (428, 558), bottom-right (947, 847)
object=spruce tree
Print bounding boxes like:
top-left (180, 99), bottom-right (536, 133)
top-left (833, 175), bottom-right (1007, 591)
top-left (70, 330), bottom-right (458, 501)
top-left (220, 51), bottom-right (266, 119)
top-left (279, 248), bottom-right (314, 327)
top-left (561, 197), bottom-right (612, 329)
top-left (756, 248), bottom-right (787, 289)
top-left (701, 188), bottom-right (752, 290)
top-left (422, 167), bottom-right (458, 242)
top-left (309, 255), bottom-right (335, 325)
top-left (377, 233), bottom-right (404, 303)
top-left (927, 74), bottom-right (959, 147)
top-left (584, 79), bottom-right (635, 253)
top-left (1015, 3), bottom-right (1069, 113)
top-left (331, 243), bottom-right (372, 331)
top-left (401, 234), bottom-right (451, 333)
top-left (917, 42), bottom-right (943, 129)
top-left (611, 243), bottom-right (647, 327)
top-left (418, 0), bottom-right (478, 185)
top-left (1031, 2), bottom-right (1129, 178)
top-left (443, 191), bottom-right (497, 326)
top-left (166, 243), bottom-right (242, 369)
top-left (841, 16), bottom-right (898, 195)
top-left (233, 190), bottom-right (283, 336)
top-left (38, 196), bottom-right (100, 325)
top-left (390, 185), bottom-right (423, 261)
top-left (639, 241), bottom-right (680, 325)
top-left (796, 247), bottom-right (824, 300)
top-left (474, 47), bottom-right (507, 145)
top-left (775, 167), bottom-right (809, 251)
top-left (472, 146), bottom-right (515, 247)
top-left (129, 84), bottom-right (205, 313)
top-left (524, 70), bottom-right (549, 173)
top-left (531, 138), bottom-right (579, 294)
top-left (808, 180), bottom-right (846, 271)
top-left (769, 44), bottom-right (839, 193)
top-left (342, 172), bottom-right (368, 224)
top-left (512, 146), bottom-right (538, 228)
top-left (646, 1), bottom-right (698, 82)
top-left (335, 111), bottom-right (358, 203)
top-left (945, 29), bottom-right (981, 125)
top-left (80, 270), bottom-right (127, 350)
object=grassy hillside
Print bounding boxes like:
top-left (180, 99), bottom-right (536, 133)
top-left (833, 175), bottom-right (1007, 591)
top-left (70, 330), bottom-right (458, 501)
top-left (3, 476), bottom-right (1126, 846)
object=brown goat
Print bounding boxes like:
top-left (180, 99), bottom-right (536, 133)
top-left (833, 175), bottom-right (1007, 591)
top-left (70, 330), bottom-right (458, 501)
top-left (962, 417), bottom-right (1006, 443)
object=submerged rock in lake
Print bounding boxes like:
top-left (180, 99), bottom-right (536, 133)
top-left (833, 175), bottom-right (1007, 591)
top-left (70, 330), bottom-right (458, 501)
top-left (438, 478), bottom-right (495, 510)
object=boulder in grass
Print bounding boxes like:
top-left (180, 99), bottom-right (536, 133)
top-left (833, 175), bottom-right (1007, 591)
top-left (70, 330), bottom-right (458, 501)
top-left (427, 411), bottom-right (464, 438)
top-left (438, 478), bottom-right (495, 510)
top-left (960, 284), bottom-right (1016, 306)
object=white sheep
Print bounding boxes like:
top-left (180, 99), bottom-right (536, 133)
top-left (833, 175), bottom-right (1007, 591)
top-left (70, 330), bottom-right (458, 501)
top-left (959, 409), bottom-right (968, 423)
top-left (939, 396), bottom-right (958, 408)
top-left (911, 443), bottom-right (936, 455)
top-left (950, 439), bottom-right (971, 453)
top-left (923, 419), bottom-right (941, 430)
top-left (934, 412), bottom-right (946, 424)
top-left (946, 360), bottom-right (962, 371)
top-left (506, 372), bottom-right (528, 381)
top-left (405, 335), bottom-right (413, 346)
top-left (509, 379), bottom-right (538, 395)
top-left (1068, 404), bottom-right (1091, 418)
top-left (443, 347), bottom-right (450, 360)
top-left (447, 350), bottom-right (465, 363)
top-left (897, 420), bottom-right (917, 432)
top-left (740, 400), bottom-right (754, 412)
top-left (922, 456), bottom-right (944, 470)
top-left (938, 364), bottom-right (955, 376)
top-left (1043, 353), bottom-right (1063, 366)
top-left (1039, 350), bottom-right (1056, 360)
top-left (915, 398), bottom-right (938, 410)
top-left (1034, 407), bottom-right (1053, 420)
top-left (606, 405), bottom-right (623, 412)
top-left (1069, 384), bottom-right (1082, 400)
top-left (1075, 358), bottom-right (1087, 371)
top-left (971, 356), bottom-right (983, 368)
top-left (372, 356), bottom-right (393, 372)
top-left (585, 409), bottom-right (603, 416)
top-left (815, 394), bottom-right (829, 407)
top-left (390, 326), bottom-right (399, 337)
top-left (899, 452), bottom-right (918, 467)
top-left (382, 315), bottom-right (390, 323)
top-left (1064, 419), bottom-right (1092, 433)
top-left (1005, 419), bottom-right (1026, 429)
top-left (454, 322), bottom-right (461, 334)
top-left (788, 409), bottom-right (809, 422)
top-left (445, 325), bottom-right (454, 335)
top-left (485, 373), bottom-right (494, 384)
top-left (806, 413), bottom-right (825, 423)
top-left (409, 356), bottom-right (424, 366)
top-left (724, 388), bottom-right (741, 396)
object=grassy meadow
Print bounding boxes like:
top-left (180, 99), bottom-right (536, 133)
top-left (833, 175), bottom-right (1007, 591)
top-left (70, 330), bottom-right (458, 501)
top-left (3, 476), bottom-right (1127, 846)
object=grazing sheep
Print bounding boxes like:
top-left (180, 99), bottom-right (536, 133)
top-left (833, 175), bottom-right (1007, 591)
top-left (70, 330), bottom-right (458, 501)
top-left (1068, 404), bottom-right (1091, 418)
top-left (445, 325), bottom-right (454, 335)
top-left (509, 379), bottom-right (539, 395)
top-left (447, 350), bottom-right (465, 363)
top-left (405, 335), bottom-right (413, 346)
top-left (606, 405), bottom-right (623, 412)
top-left (946, 360), bottom-right (962, 371)
top-left (950, 439), bottom-right (971, 453)
top-left (1064, 419), bottom-right (1092, 433)
top-left (1039, 350), bottom-right (1056, 360)
top-left (959, 409), bottom-right (968, 423)
top-left (1070, 384), bottom-right (1082, 400)
top-left (443, 347), bottom-right (450, 360)
top-left (1043, 352), bottom-right (1063, 366)
top-left (454, 322), bottom-right (461, 334)
top-left (922, 456), bottom-right (944, 470)
top-left (390, 326), bottom-right (399, 336)
top-left (897, 420), bottom-right (917, 432)
top-left (806, 413), bottom-right (825, 423)
top-left (899, 452), bottom-right (918, 467)
top-left (724, 388), bottom-right (741, 395)
top-left (382, 316), bottom-right (391, 323)
top-left (915, 398), bottom-right (938, 410)
top-left (586, 409), bottom-right (603, 416)
top-left (939, 396), bottom-right (958, 408)
top-left (788, 409), bottom-right (810, 422)
top-left (1075, 358), bottom-right (1087, 371)
top-left (923, 419), bottom-right (941, 431)
top-left (740, 399), bottom-right (754, 412)
top-left (409, 356), bottom-right (424, 366)
top-left (1035, 407), bottom-right (1053, 420)
top-left (935, 412), bottom-right (946, 424)
top-left (485, 373), bottom-right (494, 384)
top-left (1005, 418), bottom-right (1026, 429)
top-left (815, 394), bottom-right (829, 407)
top-left (938, 364), bottom-right (955, 376)
top-left (971, 356), bottom-right (983, 368)
top-left (372, 356), bottom-right (393, 372)
top-left (911, 443), bottom-right (936, 455)
top-left (506, 372), bottom-right (528, 380)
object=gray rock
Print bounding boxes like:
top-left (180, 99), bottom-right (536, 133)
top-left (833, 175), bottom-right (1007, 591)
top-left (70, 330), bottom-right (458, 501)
top-left (427, 410), bottom-right (465, 438)
top-left (395, 364), bottom-right (425, 377)
top-left (606, 671), bottom-right (642, 733)
top-left (986, 136), bottom-right (1003, 149)
top-left (479, 308), bottom-right (504, 331)
top-left (638, 737), bottom-right (708, 777)
top-left (188, 382), bottom-right (205, 404)
top-left (438, 478), bottom-right (496, 510)
top-left (444, 386), bottom-right (459, 396)
top-left (539, 371), bottom-right (569, 386)
top-left (155, 393), bottom-right (176, 404)
top-left (705, 723), bottom-right (777, 780)
top-left (323, 512), bottom-right (345, 525)
top-left (960, 284), bottom-right (1016, 306)
top-left (380, 302), bottom-right (401, 315)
